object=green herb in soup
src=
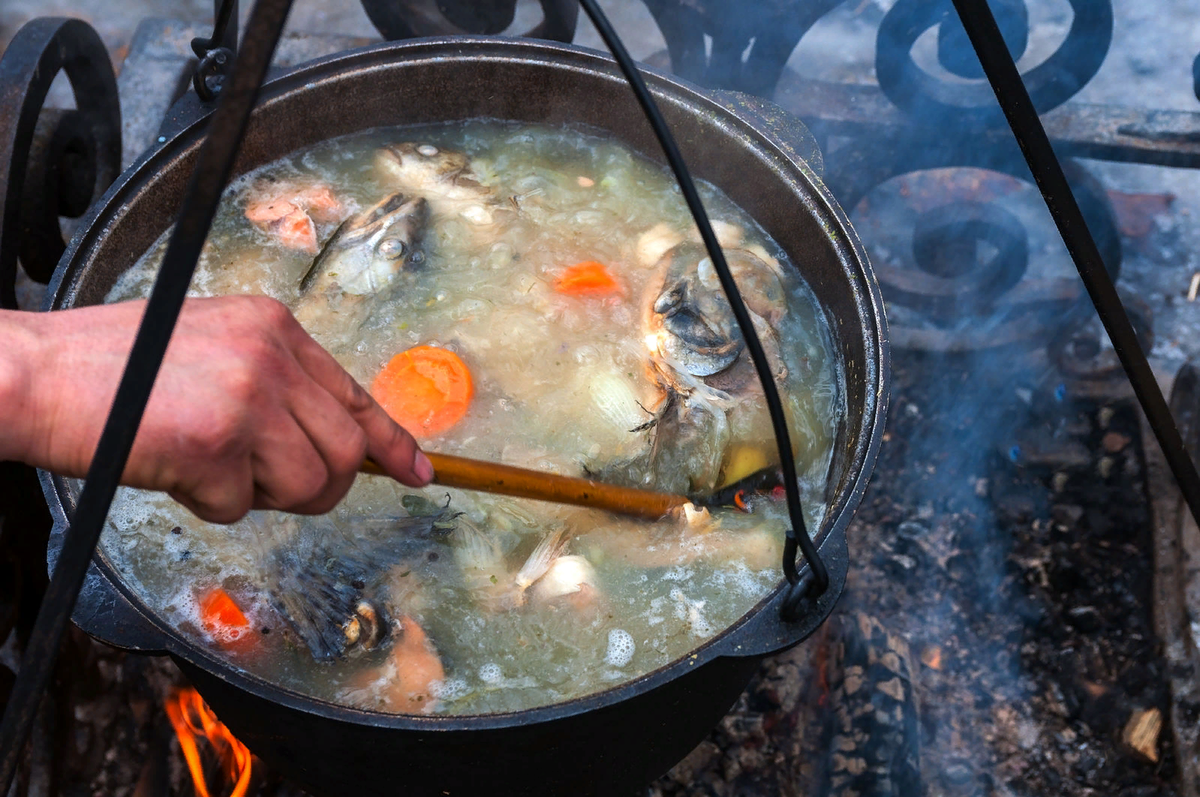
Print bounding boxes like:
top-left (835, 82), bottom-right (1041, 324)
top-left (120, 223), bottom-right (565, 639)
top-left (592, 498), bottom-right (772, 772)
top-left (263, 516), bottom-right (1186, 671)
top-left (101, 121), bottom-right (841, 716)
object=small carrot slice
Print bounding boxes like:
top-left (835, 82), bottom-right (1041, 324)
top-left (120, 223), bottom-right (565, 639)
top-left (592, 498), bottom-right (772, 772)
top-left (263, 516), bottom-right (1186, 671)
top-left (371, 346), bottom-right (474, 438)
top-left (554, 261), bottom-right (622, 297)
top-left (198, 587), bottom-right (250, 646)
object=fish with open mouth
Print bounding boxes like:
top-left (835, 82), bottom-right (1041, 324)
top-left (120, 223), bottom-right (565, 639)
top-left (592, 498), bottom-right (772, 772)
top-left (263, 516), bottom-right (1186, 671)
top-left (644, 242), bottom-right (789, 395)
top-left (250, 506), bottom-right (458, 715)
top-left (286, 142), bottom-right (507, 340)
top-left (291, 191), bottom-right (429, 339)
top-left (597, 240), bottom-right (791, 496)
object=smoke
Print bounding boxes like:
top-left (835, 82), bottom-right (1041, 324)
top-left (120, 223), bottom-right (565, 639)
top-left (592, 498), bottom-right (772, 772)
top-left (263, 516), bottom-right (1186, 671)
top-left (568, 2), bottom-right (1170, 794)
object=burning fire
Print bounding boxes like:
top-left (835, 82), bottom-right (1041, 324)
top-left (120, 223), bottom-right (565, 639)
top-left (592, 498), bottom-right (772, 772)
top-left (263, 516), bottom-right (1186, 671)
top-left (165, 687), bottom-right (254, 797)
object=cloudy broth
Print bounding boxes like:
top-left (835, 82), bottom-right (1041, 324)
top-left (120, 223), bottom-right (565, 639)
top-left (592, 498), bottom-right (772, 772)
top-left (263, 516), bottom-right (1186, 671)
top-left (101, 121), bottom-right (841, 715)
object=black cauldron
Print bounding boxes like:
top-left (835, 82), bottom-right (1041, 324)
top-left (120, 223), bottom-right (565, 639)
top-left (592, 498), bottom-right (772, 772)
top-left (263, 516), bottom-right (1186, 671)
top-left (42, 36), bottom-right (888, 796)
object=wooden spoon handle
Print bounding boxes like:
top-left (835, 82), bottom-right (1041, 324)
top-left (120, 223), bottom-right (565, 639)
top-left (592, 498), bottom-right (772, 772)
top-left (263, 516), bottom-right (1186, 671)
top-left (361, 453), bottom-right (688, 520)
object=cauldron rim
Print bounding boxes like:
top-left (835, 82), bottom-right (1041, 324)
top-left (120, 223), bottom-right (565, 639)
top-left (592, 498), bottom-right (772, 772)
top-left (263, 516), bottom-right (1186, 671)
top-left (43, 34), bottom-right (888, 733)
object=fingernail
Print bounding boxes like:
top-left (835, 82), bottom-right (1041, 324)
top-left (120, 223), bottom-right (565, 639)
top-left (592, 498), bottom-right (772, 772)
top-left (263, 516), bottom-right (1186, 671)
top-left (413, 450), bottom-right (434, 484)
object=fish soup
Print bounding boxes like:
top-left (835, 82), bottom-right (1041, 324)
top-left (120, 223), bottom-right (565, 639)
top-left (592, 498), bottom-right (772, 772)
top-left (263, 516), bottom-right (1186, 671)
top-left (101, 121), bottom-right (842, 715)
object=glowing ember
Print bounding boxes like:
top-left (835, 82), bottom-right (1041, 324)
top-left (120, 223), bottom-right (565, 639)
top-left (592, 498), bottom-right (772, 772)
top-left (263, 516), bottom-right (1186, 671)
top-left (165, 687), bottom-right (254, 797)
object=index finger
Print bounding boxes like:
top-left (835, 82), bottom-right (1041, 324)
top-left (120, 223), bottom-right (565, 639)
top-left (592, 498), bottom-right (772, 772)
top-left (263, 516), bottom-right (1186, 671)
top-left (285, 324), bottom-right (433, 488)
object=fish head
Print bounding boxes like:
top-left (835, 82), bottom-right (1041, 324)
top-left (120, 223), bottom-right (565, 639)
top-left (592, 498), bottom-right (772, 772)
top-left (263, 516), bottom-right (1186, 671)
top-left (644, 243), bottom-right (792, 383)
top-left (374, 142), bottom-right (489, 195)
top-left (300, 192), bottom-right (429, 296)
top-left (645, 243), bottom-right (745, 379)
top-left (341, 600), bottom-right (389, 655)
top-left (374, 142), bottom-right (499, 215)
top-left (376, 142), bottom-right (471, 186)
top-left (265, 511), bottom-right (459, 662)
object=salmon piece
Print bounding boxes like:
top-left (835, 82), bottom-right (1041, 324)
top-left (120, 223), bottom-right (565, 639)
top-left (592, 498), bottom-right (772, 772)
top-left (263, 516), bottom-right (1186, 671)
top-left (382, 615), bottom-right (445, 714)
top-left (244, 182), bottom-right (347, 253)
top-left (272, 207), bottom-right (318, 254)
top-left (293, 185), bottom-right (345, 223)
top-left (245, 197), bottom-right (300, 225)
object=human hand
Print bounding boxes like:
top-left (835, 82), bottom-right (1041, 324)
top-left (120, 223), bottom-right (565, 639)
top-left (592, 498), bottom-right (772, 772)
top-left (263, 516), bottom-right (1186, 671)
top-left (0, 295), bottom-right (433, 523)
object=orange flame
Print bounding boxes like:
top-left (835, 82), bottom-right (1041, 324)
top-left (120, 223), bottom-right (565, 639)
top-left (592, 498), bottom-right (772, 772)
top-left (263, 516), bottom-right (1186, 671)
top-left (165, 687), bottom-right (254, 797)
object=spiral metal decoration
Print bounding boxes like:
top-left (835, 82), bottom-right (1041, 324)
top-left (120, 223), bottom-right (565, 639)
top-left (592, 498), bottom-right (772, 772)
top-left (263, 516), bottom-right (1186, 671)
top-left (825, 128), bottom-right (1120, 349)
top-left (360, 0), bottom-right (579, 43)
top-left (0, 18), bottom-right (121, 309)
top-left (876, 0), bottom-right (1112, 129)
top-left (640, 0), bottom-right (842, 94)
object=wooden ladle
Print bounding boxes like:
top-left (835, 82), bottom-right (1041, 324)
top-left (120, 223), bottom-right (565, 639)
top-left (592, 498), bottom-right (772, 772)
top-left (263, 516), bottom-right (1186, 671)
top-left (360, 453), bottom-right (687, 519)
top-left (361, 453), bottom-right (781, 520)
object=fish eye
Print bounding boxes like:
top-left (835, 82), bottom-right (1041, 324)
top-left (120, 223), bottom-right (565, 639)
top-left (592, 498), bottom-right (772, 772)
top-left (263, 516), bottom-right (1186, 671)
top-left (409, 250), bottom-right (425, 266)
top-left (377, 238), bottom-right (408, 260)
top-left (417, 144), bottom-right (439, 157)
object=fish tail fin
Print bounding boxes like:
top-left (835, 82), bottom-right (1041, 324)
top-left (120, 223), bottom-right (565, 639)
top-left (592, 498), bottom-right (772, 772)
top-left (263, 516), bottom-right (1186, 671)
top-left (453, 518), bottom-right (502, 571)
top-left (513, 527), bottom-right (569, 594)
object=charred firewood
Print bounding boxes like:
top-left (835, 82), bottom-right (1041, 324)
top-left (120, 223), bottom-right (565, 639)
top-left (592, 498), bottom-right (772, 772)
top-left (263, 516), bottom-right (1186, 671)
top-left (130, 714), bottom-right (171, 797)
top-left (820, 611), bottom-right (921, 797)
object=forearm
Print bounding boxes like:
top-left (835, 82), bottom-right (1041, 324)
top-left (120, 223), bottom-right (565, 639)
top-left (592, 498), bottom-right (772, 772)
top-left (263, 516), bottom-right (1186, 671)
top-left (0, 304), bottom-right (138, 478)
top-left (0, 309), bottom-right (54, 466)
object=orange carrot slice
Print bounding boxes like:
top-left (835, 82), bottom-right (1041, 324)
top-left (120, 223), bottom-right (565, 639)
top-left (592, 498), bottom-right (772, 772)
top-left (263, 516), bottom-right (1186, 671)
top-left (554, 261), bottom-right (622, 297)
top-left (198, 588), bottom-right (251, 646)
top-left (371, 346), bottom-right (474, 438)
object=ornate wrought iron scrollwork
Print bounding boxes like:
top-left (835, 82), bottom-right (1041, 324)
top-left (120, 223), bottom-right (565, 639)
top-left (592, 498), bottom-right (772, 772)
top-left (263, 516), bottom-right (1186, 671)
top-left (936, 0), bottom-right (1028, 79)
top-left (876, 0), bottom-right (1112, 129)
top-left (361, 0), bottom-right (578, 43)
top-left (900, 200), bottom-right (1030, 320)
top-left (825, 128), bottom-right (1121, 350)
top-left (0, 18), bottom-right (121, 309)
top-left (1048, 293), bottom-right (1155, 388)
top-left (1194, 50), bottom-right (1200, 103)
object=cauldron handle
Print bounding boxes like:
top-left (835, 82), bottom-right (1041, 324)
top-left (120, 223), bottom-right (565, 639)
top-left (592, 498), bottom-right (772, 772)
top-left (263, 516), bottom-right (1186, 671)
top-left (40, 472), bottom-right (168, 654)
top-left (708, 524), bottom-right (849, 660)
top-left (709, 90), bottom-right (824, 181)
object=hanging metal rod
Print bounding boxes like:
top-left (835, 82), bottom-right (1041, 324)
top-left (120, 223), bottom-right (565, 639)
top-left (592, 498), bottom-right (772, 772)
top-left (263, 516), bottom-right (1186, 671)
top-left (948, 0), bottom-right (1200, 525)
top-left (0, 0), bottom-right (293, 790)
top-left (576, 0), bottom-right (827, 614)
